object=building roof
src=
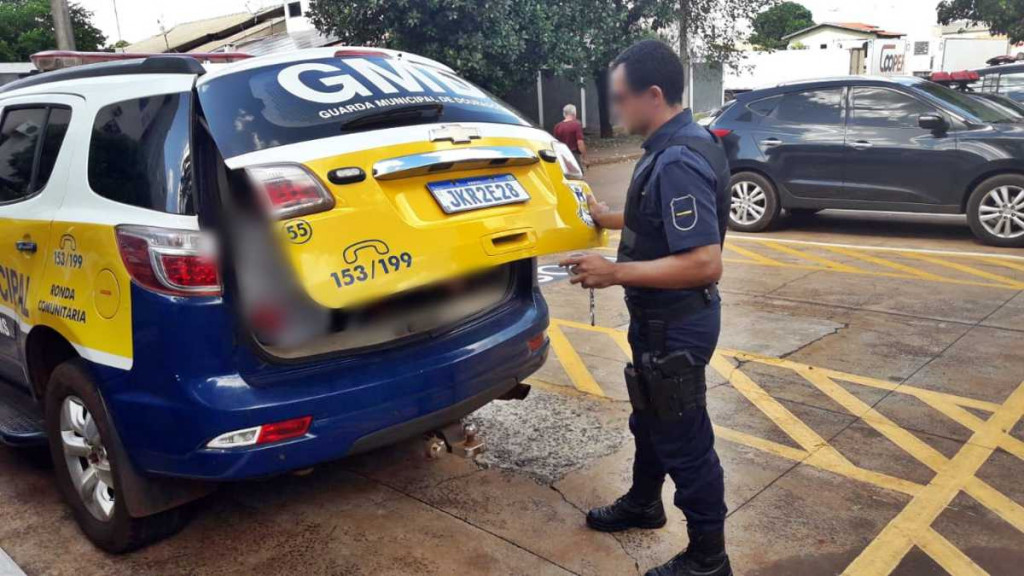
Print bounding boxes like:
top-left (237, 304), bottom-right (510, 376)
top-left (188, 16), bottom-right (288, 53)
top-left (783, 22), bottom-right (905, 42)
top-left (230, 29), bottom-right (340, 56)
top-left (126, 6), bottom-right (283, 53)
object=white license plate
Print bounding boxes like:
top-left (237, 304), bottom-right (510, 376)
top-left (427, 174), bottom-right (530, 214)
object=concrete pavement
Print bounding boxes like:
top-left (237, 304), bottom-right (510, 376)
top-left (0, 161), bottom-right (1022, 575)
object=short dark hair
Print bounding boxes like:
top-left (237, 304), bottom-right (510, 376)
top-left (611, 40), bottom-right (685, 105)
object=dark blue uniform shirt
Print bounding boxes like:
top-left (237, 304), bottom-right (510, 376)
top-left (627, 110), bottom-right (722, 364)
top-left (633, 109), bottom-right (721, 254)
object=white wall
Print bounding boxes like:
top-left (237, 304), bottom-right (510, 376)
top-left (283, 0), bottom-right (315, 33)
top-left (725, 49), bottom-right (853, 91)
top-left (788, 28), bottom-right (872, 50)
top-left (939, 38), bottom-right (1010, 71)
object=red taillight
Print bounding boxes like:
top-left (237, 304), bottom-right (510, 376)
top-left (257, 416), bottom-right (313, 445)
top-left (158, 254), bottom-right (220, 289)
top-left (246, 165), bottom-right (335, 220)
top-left (116, 226), bottom-right (221, 297)
top-left (711, 128), bottom-right (732, 138)
top-left (528, 332), bottom-right (547, 352)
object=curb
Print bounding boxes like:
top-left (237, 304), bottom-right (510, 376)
top-left (587, 151), bottom-right (643, 167)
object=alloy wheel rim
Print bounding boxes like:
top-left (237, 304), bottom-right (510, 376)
top-left (730, 181), bottom-right (767, 225)
top-left (60, 396), bottom-right (116, 522)
top-left (978, 185), bottom-right (1024, 239)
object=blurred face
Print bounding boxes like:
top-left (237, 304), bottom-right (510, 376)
top-left (610, 64), bottom-right (659, 136)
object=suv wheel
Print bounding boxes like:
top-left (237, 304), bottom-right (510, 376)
top-left (46, 359), bottom-right (187, 553)
top-left (728, 172), bottom-right (780, 232)
top-left (966, 174), bottom-right (1024, 248)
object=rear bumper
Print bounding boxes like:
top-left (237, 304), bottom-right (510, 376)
top-left (96, 285), bottom-right (549, 481)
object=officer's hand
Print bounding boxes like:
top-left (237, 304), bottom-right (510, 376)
top-left (587, 194), bottom-right (610, 218)
top-left (559, 253), bottom-right (619, 289)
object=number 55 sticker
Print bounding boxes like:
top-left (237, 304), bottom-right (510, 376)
top-left (282, 219), bottom-right (313, 244)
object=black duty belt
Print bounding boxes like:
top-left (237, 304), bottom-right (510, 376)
top-left (626, 284), bottom-right (719, 358)
top-left (626, 284), bottom-right (719, 322)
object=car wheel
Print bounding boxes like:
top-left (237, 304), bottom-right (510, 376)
top-left (45, 359), bottom-right (187, 553)
top-left (728, 172), bottom-right (780, 232)
top-left (966, 174), bottom-right (1024, 248)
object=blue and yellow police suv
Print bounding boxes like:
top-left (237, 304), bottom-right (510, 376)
top-left (0, 48), bottom-right (602, 551)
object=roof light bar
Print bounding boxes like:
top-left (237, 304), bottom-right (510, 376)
top-left (334, 49), bottom-right (392, 59)
top-left (30, 50), bottom-right (252, 72)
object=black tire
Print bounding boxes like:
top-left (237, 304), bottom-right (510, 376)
top-left (727, 171), bottom-right (781, 232)
top-left (45, 359), bottom-right (188, 553)
top-left (966, 174), bottom-right (1024, 248)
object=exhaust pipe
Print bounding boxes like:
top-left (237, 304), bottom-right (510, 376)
top-left (499, 382), bottom-right (531, 401)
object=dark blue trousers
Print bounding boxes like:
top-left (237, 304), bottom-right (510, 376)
top-left (626, 304), bottom-right (727, 534)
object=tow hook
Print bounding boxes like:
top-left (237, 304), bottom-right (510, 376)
top-left (424, 420), bottom-right (485, 459)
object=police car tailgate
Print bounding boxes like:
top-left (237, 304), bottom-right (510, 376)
top-left (197, 50), bottom-right (603, 309)
top-left (246, 134), bottom-right (603, 309)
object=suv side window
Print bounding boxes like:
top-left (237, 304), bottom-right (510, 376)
top-left (747, 95), bottom-right (782, 118)
top-left (0, 105), bottom-right (73, 204)
top-left (850, 87), bottom-right (933, 129)
top-left (88, 93), bottom-right (194, 215)
top-left (772, 89), bottom-right (844, 125)
top-left (1000, 72), bottom-right (1024, 94)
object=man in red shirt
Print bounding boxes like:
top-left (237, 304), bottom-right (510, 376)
top-left (553, 104), bottom-right (588, 172)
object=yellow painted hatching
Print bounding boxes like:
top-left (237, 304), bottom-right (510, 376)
top-left (540, 317), bottom-right (1024, 576)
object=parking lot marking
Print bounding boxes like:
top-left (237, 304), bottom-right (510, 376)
top-left (727, 235), bottom-right (1024, 262)
top-left (899, 252), bottom-right (1024, 289)
top-left (546, 318), bottom-right (1024, 575)
top-left (843, 380), bottom-right (1024, 576)
top-left (820, 245), bottom-right (949, 282)
top-left (980, 256), bottom-right (1024, 274)
top-left (723, 244), bottom-right (787, 267)
top-left (546, 322), bottom-right (606, 397)
top-left (915, 528), bottom-right (989, 576)
top-left (759, 241), bottom-right (864, 273)
top-left (571, 237), bottom-right (1024, 291)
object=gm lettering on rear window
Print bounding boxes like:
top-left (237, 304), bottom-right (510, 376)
top-left (198, 56), bottom-right (529, 159)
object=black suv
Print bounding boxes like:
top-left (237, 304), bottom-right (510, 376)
top-left (710, 76), bottom-right (1024, 247)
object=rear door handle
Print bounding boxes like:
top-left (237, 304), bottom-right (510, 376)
top-left (850, 140), bottom-right (873, 150)
top-left (761, 138), bottom-right (782, 148)
top-left (15, 240), bottom-right (37, 254)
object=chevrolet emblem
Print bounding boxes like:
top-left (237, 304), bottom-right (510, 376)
top-left (430, 125), bottom-right (481, 144)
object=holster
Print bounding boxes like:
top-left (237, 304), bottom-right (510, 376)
top-left (625, 351), bottom-right (708, 422)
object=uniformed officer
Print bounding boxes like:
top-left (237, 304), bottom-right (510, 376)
top-left (560, 40), bottom-right (732, 576)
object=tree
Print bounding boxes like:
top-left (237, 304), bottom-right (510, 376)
top-left (937, 0), bottom-right (1024, 44)
top-left (0, 0), bottom-right (105, 61)
top-left (307, 0), bottom-right (556, 97)
top-left (548, 1), bottom-right (677, 137)
top-left (749, 1), bottom-right (814, 51)
top-left (675, 0), bottom-right (779, 105)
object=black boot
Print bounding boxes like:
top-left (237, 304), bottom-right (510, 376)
top-left (644, 529), bottom-right (731, 576)
top-left (586, 494), bottom-right (667, 532)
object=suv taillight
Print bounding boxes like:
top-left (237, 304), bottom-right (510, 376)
top-left (116, 225), bottom-right (222, 297)
top-left (245, 164), bottom-right (335, 220)
top-left (552, 141), bottom-right (584, 180)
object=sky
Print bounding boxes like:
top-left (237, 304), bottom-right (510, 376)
top-left (799, 0), bottom-right (945, 38)
top-left (77, 0), bottom-right (283, 45)
top-left (76, 0), bottom-right (946, 46)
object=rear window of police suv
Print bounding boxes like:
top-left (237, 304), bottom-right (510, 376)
top-left (197, 55), bottom-right (529, 159)
top-left (88, 93), bottom-right (195, 215)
